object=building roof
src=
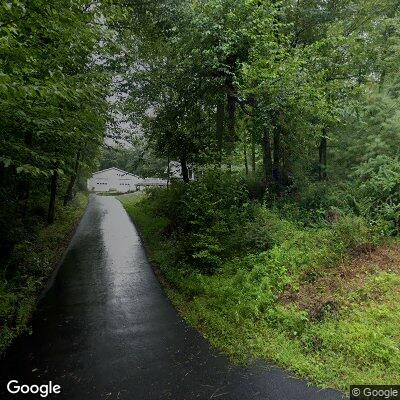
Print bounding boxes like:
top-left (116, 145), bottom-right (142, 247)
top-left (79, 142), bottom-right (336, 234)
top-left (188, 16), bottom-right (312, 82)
top-left (90, 167), bottom-right (139, 178)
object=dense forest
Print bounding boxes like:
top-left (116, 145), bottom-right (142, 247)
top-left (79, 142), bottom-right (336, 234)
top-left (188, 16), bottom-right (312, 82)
top-left (1, 0), bottom-right (400, 391)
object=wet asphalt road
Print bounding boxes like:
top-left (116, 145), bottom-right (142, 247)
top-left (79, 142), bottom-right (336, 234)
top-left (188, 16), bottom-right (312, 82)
top-left (1, 195), bottom-right (345, 400)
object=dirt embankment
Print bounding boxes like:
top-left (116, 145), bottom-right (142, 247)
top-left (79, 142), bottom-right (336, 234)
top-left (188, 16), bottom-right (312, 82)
top-left (282, 243), bottom-right (400, 319)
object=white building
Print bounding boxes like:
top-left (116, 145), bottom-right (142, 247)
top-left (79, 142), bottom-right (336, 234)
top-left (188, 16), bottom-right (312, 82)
top-left (137, 177), bottom-right (167, 189)
top-left (87, 167), bottom-right (167, 193)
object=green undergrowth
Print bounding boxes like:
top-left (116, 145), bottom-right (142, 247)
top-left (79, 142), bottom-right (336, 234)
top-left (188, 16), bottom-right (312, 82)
top-left (120, 184), bottom-right (400, 391)
top-left (0, 193), bottom-right (88, 355)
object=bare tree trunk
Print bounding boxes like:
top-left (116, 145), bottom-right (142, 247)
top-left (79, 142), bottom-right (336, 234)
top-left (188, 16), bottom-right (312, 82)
top-left (216, 98), bottom-right (224, 166)
top-left (63, 152), bottom-right (80, 205)
top-left (262, 130), bottom-right (273, 186)
top-left (47, 169), bottom-right (58, 224)
top-left (226, 90), bottom-right (236, 170)
top-left (318, 133), bottom-right (327, 181)
top-left (180, 156), bottom-right (189, 183)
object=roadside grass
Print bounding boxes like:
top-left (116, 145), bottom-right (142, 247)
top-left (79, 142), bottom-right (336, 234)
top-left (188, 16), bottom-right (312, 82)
top-left (120, 191), bottom-right (400, 391)
top-left (0, 193), bottom-right (88, 355)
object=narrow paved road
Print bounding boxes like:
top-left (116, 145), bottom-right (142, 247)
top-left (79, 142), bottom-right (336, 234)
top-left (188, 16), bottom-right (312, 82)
top-left (1, 195), bottom-right (344, 400)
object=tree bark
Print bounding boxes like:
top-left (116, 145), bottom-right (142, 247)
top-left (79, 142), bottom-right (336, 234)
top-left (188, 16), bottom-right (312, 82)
top-left (216, 98), bottom-right (225, 166)
top-left (180, 156), bottom-right (189, 183)
top-left (226, 89), bottom-right (236, 170)
top-left (318, 134), bottom-right (327, 181)
top-left (47, 169), bottom-right (58, 224)
top-left (262, 129), bottom-right (273, 186)
top-left (63, 152), bottom-right (80, 205)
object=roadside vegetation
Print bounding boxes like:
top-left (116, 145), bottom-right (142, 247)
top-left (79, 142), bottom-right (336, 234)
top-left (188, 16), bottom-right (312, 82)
top-left (121, 174), bottom-right (400, 390)
top-left (0, 193), bottom-right (88, 354)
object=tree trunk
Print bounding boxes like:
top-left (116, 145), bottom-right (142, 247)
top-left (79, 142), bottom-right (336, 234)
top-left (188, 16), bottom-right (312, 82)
top-left (227, 93), bottom-right (235, 138)
top-left (281, 145), bottom-right (290, 187)
top-left (63, 152), bottom-right (80, 205)
top-left (272, 127), bottom-right (282, 188)
top-left (47, 169), bottom-right (58, 224)
top-left (180, 157), bottom-right (189, 183)
top-left (216, 98), bottom-right (225, 166)
top-left (318, 134), bottom-right (327, 181)
top-left (262, 129), bottom-right (273, 186)
top-left (243, 134), bottom-right (249, 176)
top-left (226, 90), bottom-right (236, 170)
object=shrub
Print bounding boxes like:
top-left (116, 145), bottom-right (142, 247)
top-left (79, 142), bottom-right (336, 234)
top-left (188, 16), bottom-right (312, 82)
top-left (145, 171), bottom-right (252, 272)
top-left (243, 206), bottom-right (299, 251)
top-left (0, 282), bottom-right (17, 325)
top-left (269, 305), bottom-right (310, 337)
top-left (353, 155), bottom-right (400, 233)
top-left (179, 171), bottom-right (249, 233)
top-left (245, 174), bottom-right (266, 201)
top-left (330, 214), bottom-right (375, 253)
top-left (146, 181), bottom-right (186, 224)
top-left (298, 182), bottom-right (350, 215)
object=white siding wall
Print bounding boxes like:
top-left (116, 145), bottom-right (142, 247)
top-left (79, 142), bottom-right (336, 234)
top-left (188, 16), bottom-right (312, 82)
top-left (88, 167), bottom-right (168, 193)
top-left (87, 168), bottom-right (142, 193)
